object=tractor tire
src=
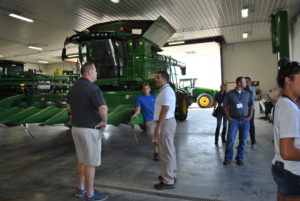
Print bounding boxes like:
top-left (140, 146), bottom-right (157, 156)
top-left (197, 93), bottom-right (214, 108)
top-left (176, 92), bottom-right (188, 121)
top-left (187, 95), bottom-right (194, 106)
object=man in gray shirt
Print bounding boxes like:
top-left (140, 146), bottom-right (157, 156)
top-left (223, 76), bottom-right (253, 166)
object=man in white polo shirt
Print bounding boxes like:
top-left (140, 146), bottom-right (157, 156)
top-left (153, 71), bottom-right (177, 190)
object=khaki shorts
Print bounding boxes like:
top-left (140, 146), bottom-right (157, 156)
top-left (145, 121), bottom-right (156, 142)
top-left (72, 127), bottom-right (102, 166)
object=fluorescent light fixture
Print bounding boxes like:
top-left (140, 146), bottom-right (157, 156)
top-left (111, 0), bottom-right (120, 3)
top-left (38, 60), bottom-right (48, 64)
top-left (9, 13), bottom-right (33, 23)
top-left (242, 32), bottom-right (248, 39)
top-left (0, 54), bottom-right (3, 57)
top-left (168, 41), bottom-right (185, 45)
top-left (242, 8), bottom-right (248, 18)
top-left (28, 46), bottom-right (43, 50)
top-left (186, 51), bottom-right (196, 54)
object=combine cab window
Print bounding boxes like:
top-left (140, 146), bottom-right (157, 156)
top-left (80, 39), bottom-right (127, 78)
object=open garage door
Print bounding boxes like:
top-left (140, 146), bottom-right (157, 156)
top-left (160, 41), bottom-right (222, 90)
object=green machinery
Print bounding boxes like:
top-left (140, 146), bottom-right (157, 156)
top-left (179, 78), bottom-right (218, 108)
top-left (271, 11), bottom-right (289, 59)
top-left (0, 16), bottom-right (189, 126)
top-left (0, 60), bottom-right (79, 98)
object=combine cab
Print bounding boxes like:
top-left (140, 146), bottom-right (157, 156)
top-left (0, 17), bottom-right (188, 126)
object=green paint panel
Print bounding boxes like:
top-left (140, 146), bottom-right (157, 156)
top-left (271, 11), bottom-right (289, 59)
top-left (107, 104), bottom-right (135, 125)
top-left (0, 107), bottom-right (20, 120)
top-left (0, 94), bottom-right (25, 108)
top-left (0, 106), bottom-right (40, 123)
top-left (193, 88), bottom-right (218, 99)
top-left (43, 108), bottom-right (69, 125)
top-left (20, 106), bottom-right (62, 123)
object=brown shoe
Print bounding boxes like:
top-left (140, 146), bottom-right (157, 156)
top-left (223, 160), bottom-right (231, 165)
top-left (158, 175), bottom-right (177, 183)
top-left (153, 153), bottom-right (160, 161)
top-left (236, 159), bottom-right (244, 166)
top-left (154, 181), bottom-right (175, 190)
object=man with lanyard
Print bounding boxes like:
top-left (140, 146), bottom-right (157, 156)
top-left (67, 62), bottom-right (108, 201)
top-left (130, 83), bottom-right (158, 161)
top-left (153, 71), bottom-right (177, 190)
top-left (223, 76), bottom-right (253, 166)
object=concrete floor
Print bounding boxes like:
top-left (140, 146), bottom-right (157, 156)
top-left (0, 105), bottom-right (276, 201)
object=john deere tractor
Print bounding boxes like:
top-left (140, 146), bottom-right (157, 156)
top-left (0, 16), bottom-right (189, 126)
top-left (179, 78), bottom-right (218, 108)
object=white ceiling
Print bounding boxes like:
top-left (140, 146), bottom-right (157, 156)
top-left (0, 0), bottom-right (297, 64)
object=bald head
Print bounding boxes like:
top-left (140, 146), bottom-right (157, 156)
top-left (81, 62), bottom-right (97, 82)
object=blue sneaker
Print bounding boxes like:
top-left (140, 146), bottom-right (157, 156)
top-left (252, 144), bottom-right (257, 150)
top-left (75, 187), bottom-right (86, 198)
top-left (85, 192), bottom-right (108, 201)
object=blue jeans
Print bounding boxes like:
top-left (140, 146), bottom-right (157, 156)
top-left (225, 119), bottom-right (250, 160)
top-left (272, 161), bottom-right (300, 197)
top-left (214, 111), bottom-right (227, 142)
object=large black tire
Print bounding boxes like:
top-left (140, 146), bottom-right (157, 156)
top-left (197, 93), bottom-right (214, 108)
top-left (187, 94), bottom-right (194, 106)
top-left (175, 92), bottom-right (188, 121)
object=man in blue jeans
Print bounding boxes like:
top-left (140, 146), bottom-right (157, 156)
top-left (223, 76), bottom-right (253, 166)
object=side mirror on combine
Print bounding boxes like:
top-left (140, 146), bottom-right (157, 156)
top-left (61, 47), bottom-right (67, 61)
top-left (180, 67), bottom-right (186, 75)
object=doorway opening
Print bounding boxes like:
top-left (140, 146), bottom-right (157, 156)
top-left (160, 41), bottom-right (222, 89)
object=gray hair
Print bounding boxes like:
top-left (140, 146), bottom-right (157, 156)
top-left (81, 62), bottom-right (95, 75)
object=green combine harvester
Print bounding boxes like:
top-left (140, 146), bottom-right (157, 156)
top-left (0, 16), bottom-right (189, 126)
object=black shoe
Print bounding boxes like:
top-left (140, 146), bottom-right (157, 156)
top-left (222, 139), bottom-right (227, 143)
top-left (223, 160), bottom-right (231, 165)
top-left (153, 153), bottom-right (160, 161)
top-left (158, 175), bottom-right (177, 183)
top-left (214, 141), bottom-right (218, 145)
top-left (154, 181), bottom-right (175, 190)
top-left (236, 159), bottom-right (244, 166)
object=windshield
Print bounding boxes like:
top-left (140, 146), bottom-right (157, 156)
top-left (180, 80), bottom-right (192, 88)
top-left (79, 39), bottom-right (127, 78)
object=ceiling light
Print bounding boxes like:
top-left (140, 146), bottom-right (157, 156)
top-left (242, 32), bottom-right (248, 39)
top-left (0, 54), bottom-right (3, 57)
top-left (111, 0), bottom-right (120, 3)
top-left (168, 41), bottom-right (185, 45)
top-left (38, 60), bottom-right (48, 64)
top-left (242, 8), bottom-right (249, 18)
top-left (186, 51), bottom-right (196, 54)
top-left (9, 13), bottom-right (33, 23)
top-left (28, 46), bottom-right (43, 50)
